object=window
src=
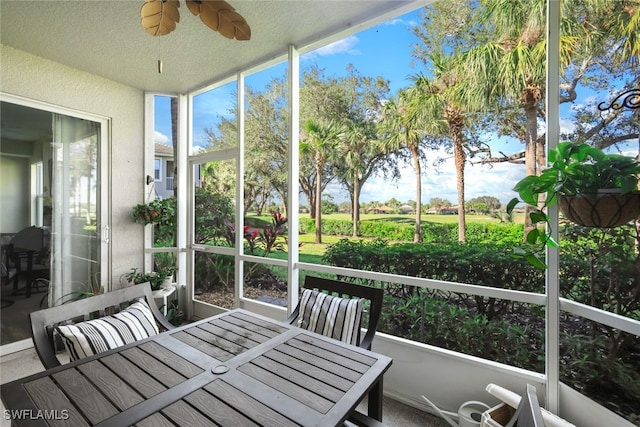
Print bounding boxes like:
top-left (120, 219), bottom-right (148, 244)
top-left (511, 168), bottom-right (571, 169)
top-left (154, 159), bottom-right (161, 181)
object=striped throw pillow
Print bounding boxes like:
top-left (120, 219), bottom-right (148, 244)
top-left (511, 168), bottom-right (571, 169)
top-left (296, 289), bottom-right (363, 346)
top-left (55, 299), bottom-right (160, 362)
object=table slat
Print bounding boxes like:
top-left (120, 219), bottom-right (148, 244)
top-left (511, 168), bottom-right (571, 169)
top-left (184, 324), bottom-right (247, 355)
top-left (184, 388), bottom-right (261, 427)
top-left (198, 321), bottom-right (264, 347)
top-left (238, 362), bottom-right (334, 414)
top-left (263, 348), bottom-right (354, 392)
top-left (100, 353), bottom-right (167, 398)
top-left (23, 376), bottom-right (89, 427)
top-left (247, 354), bottom-right (344, 402)
top-left (287, 336), bottom-right (370, 374)
top-left (204, 379), bottom-right (299, 427)
top-left (224, 312), bottom-right (287, 338)
top-left (276, 342), bottom-right (362, 383)
top-left (135, 412), bottom-right (176, 427)
top-left (137, 341), bottom-right (204, 378)
top-left (171, 330), bottom-right (235, 361)
top-left (295, 333), bottom-right (377, 365)
top-left (120, 346), bottom-right (188, 388)
top-left (77, 360), bottom-right (144, 411)
top-left (52, 368), bottom-right (119, 424)
top-left (161, 400), bottom-right (218, 427)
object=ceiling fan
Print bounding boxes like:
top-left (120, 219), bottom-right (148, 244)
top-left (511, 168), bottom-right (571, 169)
top-left (141, 0), bottom-right (251, 40)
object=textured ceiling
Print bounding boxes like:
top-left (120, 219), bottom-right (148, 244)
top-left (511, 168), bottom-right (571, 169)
top-left (1, 0), bottom-right (424, 94)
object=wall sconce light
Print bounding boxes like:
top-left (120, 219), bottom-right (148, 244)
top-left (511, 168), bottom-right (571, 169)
top-left (146, 174), bottom-right (154, 185)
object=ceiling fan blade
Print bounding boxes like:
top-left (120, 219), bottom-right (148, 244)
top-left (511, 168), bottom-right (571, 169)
top-left (186, 0), bottom-right (251, 40)
top-left (198, 1), bottom-right (221, 33)
top-left (218, 9), bottom-right (251, 40)
top-left (140, 0), bottom-right (180, 36)
top-left (185, 0), bottom-right (201, 16)
top-left (232, 19), bottom-right (251, 40)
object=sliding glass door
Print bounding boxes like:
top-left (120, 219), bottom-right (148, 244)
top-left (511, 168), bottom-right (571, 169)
top-left (49, 113), bottom-right (108, 305)
top-left (0, 95), bottom-right (109, 349)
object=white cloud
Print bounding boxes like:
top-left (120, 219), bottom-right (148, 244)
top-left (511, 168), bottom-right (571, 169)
top-left (327, 151), bottom-right (526, 206)
top-left (314, 36), bottom-right (360, 56)
top-left (381, 15), bottom-right (419, 28)
top-left (154, 130), bottom-right (170, 145)
top-left (558, 117), bottom-right (576, 136)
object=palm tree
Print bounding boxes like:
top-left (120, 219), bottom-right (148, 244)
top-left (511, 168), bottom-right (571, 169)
top-left (336, 120), bottom-right (393, 237)
top-left (458, 0), bottom-right (638, 235)
top-left (456, 0), bottom-right (558, 234)
top-left (410, 53), bottom-right (469, 242)
top-left (300, 119), bottom-right (344, 244)
top-left (379, 92), bottom-right (428, 243)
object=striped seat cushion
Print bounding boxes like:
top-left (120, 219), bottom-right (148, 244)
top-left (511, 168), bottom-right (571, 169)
top-left (296, 289), bottom-right (363, 346)
top-left (55, 299), bottom-right (160, 361)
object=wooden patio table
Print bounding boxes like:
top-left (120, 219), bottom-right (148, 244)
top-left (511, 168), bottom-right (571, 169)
top-left (1, 309), bottom-right (392, 427)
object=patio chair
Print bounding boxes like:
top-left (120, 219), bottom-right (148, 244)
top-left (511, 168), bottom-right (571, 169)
top-left (287, 275), bottom-right (386, 426)
top-left (29, 282), bottom-right (174, 369)
top-left (286, 275), bottom-right (383, 350)
top-left (3, 226), bottom-right (50, 298)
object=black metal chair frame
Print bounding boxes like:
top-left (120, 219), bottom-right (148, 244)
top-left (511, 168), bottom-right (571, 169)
top-left (286, 275), bottom-right (386, 426)
top-left (2, 227), bottom-right (50, 298)
top-left (29, 282), bottom-right (174, 369)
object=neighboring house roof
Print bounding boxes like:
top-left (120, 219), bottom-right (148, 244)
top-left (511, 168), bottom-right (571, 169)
top-left (155, 143), bottom-right (174, 158)
top-left (368, 205), bottom-right (394, 213)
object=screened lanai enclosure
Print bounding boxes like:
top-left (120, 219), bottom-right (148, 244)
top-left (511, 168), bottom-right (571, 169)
top-left (1, 1), bottom-right (639, 426)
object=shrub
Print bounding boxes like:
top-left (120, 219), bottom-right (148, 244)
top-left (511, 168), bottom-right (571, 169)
top-left (322, 236), bottom-right (638, 422)
top-left (379, 292), bottom-right (544, 371)
top-left (299, 218), bottom-right (524, 244)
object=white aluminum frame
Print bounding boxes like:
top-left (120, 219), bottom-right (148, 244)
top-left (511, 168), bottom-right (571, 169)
top-left (156, 3), bottom-right (640, 424)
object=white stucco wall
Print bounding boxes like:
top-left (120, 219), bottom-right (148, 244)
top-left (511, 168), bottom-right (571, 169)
top-left (0, 155), bottom-right (29, 232)
top-left (0, 44), bottom-right (145, 288)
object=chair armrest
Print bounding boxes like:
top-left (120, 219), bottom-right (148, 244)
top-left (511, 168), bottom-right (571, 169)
top-left (359, 327), bottom-right (376, 350)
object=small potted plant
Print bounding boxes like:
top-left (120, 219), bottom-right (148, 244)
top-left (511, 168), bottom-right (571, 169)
top-left (124, 266), bottom-right (175, 291)
top-left (507, 141), bottom-right (640, 268)
top-left (132, 199), bottom-right (174, 225)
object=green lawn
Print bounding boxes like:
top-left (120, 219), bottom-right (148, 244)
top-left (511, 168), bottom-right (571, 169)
top-left (249, 212), bottom-right (504, 225)
top-left (251, 211), bottom-right (518, 260)
top-left (321, 212), bottom-right (502, 224)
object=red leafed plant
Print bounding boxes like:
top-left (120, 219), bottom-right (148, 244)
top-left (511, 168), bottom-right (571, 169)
top-left (225, 211), bottom-right (288, 257)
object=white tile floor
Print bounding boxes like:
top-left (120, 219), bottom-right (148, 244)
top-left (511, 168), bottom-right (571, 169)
top-left (1, 347), bottom-right (448, 427)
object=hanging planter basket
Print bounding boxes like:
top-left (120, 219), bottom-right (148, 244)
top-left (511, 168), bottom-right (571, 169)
top-left (140, 208), bottom-right (162, 223)
top-left (132, 199), bottom-right (171, 225)
top-left (558, 190), bottom-right (640, 228)
top-left (132, 206), bottom-right (163, 225)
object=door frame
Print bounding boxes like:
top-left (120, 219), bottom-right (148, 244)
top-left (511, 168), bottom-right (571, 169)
top-left (0, 92), bottom-right (111, 355)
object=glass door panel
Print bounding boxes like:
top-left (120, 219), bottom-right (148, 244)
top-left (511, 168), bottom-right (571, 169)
top-left (49, 114), bottom-right (102, 305)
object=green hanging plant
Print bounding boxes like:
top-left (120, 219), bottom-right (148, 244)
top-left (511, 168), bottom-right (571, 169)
top-left (131, 198), bottom-right (175, 225)
top-left (507, 141), bottom-right (640, 268)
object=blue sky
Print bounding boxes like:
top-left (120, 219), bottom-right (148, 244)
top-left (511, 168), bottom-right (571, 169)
top-left (154, 7), bottom-right (528, 206)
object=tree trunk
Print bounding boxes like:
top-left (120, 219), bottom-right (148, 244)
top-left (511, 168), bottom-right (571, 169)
top-left (314, 155), bottom-right (323, 244)
top-left (299, 177), bottom-right (315, 219)
top-left (352, 177), bottom-right (361, 238)
top-left (454, 139), bottom-right (466, 243)
top-left (447, 103), bottom-right (466, 243)
top-left (522, 86), bottom-right (542, 238)
top-left (411, 146), bottom-right (422, 243)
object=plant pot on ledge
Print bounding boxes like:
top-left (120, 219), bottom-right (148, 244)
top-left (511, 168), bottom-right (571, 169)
top-left (558, 190), bottom-right (640, 228)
